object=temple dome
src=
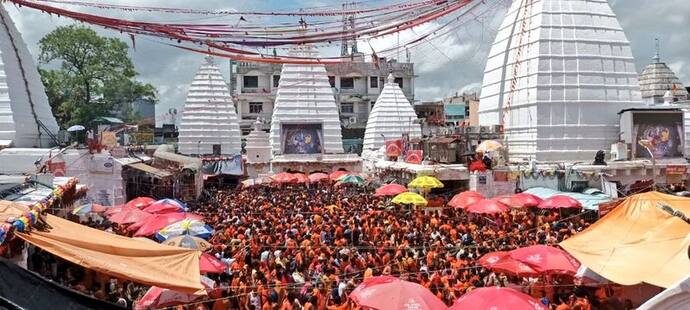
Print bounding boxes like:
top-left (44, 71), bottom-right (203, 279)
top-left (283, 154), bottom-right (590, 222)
top-left (639, 62), bottom-right (688, 105)
top-left (0, 5), bottom-right (59, 147)
top-left (478, 0), bottom-right (642, 162)
top-left (269, 45), bottom-right (344, 155)
top-left (363, 74), bottom-right (421, 151)
top-left (177, 57), bottom-right (242, 155)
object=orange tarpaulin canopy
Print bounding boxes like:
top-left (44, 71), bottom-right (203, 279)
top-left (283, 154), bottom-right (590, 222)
top-left (0, 201), bottom-right (203, 293)
top-left (560, 192), bottom-right (690, 288)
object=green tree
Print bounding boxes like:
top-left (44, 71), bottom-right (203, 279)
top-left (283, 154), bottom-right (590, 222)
top-left (38, 25), bottom-right (156, 127)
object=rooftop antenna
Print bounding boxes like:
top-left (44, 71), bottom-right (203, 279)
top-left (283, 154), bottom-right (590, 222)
top-left (653, 38), bottom-right (661, 63)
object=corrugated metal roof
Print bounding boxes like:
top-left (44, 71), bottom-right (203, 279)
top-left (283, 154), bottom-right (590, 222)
top-left (127, 163), bottom-right (173, 178)
top-left (524, 187), bottom-right (611, 211)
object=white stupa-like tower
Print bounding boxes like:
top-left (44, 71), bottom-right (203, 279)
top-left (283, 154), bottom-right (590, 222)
top-left (177, 57), bottom-right (241, 155)
top-left (479, 0), bottom-right (642, 162)
top-left (270, 45), bottom-right (344, 155)
top-left (0, 5), bottom-right (59, 147)
top-left (363, 74), bottom-right (421, 151)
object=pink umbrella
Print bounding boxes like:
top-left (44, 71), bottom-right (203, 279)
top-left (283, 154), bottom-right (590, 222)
top-left (131, 213), bottom-right (204, 237)
top-left (200, 252), bottom-right (226, 274)
top-left (126, 197), bottom-right (156, 209)
top-left (537, 195), bottom-right (582, 210)
top-left (135, 286), bottom-right (202, 310)
top-left (292, 173), bottom-right (309, 184)
top-left (512, 193), bottom-right (543, 207)
top-left (108, 206), bottom-right (152, 224)
top-left (271, 172), bottom-right (298, 184)
top-left (308, 172), bottom-right (329, 183)
top-left (329, 170), bottom-right (349, 181)
top-left (448, 191), bottom-right (485, 209)
top-left (375, 184), bottom-right (408, 197)
top-left (478, 251), bottom-right (539, 277)
top-left (142, 199), bottom-right (186, 214)
top-left (449, 287), bottom-right (546, 310)
top-left (465, 199), bottom-right (510, 214)
top-left (349, 276), bottom-right (446, 310)
top-left (509, 245), bottom-right (580, 275)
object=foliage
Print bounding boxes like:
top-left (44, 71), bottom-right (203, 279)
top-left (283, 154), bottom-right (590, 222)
top-left (38, 25), bottom-right (156, 127)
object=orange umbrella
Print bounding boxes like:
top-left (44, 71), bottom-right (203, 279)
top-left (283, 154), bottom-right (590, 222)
top-left (448, 191), bottom-right (485, 208)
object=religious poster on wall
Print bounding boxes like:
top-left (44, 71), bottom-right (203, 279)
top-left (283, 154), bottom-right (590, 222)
top-left (633, 112), bottom-right (684, 159)
top-left (385, 139), bottom-right (403, 157)
top-left (405, 150), bottom-right (423, 164)
top-left (281, 124), bottom-right (323, 154)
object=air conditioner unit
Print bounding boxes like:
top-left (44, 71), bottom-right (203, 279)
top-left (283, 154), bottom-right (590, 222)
top-left (349, 116), bottom-right (357, 124)
top-left (610, 142), bottom-right (629, 161)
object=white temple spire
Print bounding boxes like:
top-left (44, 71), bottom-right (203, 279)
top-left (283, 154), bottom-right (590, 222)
top-left (363, 73), bottom-right (421, 151)
top-left (0, 4), bottom-right (59, 147)
top-left (270, 45), bottom-right (344, 155)
top-left (177, 57), bottom-right (241, 155)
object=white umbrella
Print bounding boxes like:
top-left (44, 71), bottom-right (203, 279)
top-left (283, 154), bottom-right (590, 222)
top-left (67, 125), bottom-right (86, 132)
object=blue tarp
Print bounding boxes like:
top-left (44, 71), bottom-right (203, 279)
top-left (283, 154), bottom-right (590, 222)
top-left (524, 187), bottom-right (611, 211)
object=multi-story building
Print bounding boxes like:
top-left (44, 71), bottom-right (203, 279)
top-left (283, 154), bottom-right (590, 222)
top-left (414, 92), bottom-right (478, 135)
top-left (232, 55), bottom-right (415, 143)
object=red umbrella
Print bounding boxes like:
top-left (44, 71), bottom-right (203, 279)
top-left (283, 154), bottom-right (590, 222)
top-left (292, 173), bottom-right (309, 184)
top-left (126, 197), bottom-right (156, 209)
top-left (448, 191), bottom-right (485, 208)
top-left (131, 213), bottom-right (204, 237)
top-left (513, 192), bottom-right (543, 207)
top-left (465, 199), bottom-right (510, 214)
top-left (493, 195), bottom-right (533, 208)
top-left (449, 287), bottom-right (546, 310)
top-left (537, 195), bottom-right (582, 209)
top-left (349, 276), bottom-right (446, 310)
top-left (108, 206), bottom-right (152, 224)
top-left (478, 251), bottom-right (539, 277)
top-left (142, 199), bottom-right (186, 214)
top-left (509, 245), bottom-right (580, 275)
top-left (271, 172), bottom-right (297, 184)
top-left (308, 172), bottom-right (329, 183)
top-left (329, 170), bottom-right (349, 181)
top-left (135, 286), bottom-right (201, 310)
top-left (200, 252), bottom-right (226, 274)
top-left (374, 184), bottom-right (408, 197)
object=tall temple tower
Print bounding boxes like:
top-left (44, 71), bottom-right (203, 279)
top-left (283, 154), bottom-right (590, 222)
top-left (270, 45), bottom-right (344, 155)
top-left (0, 5), bottom-right (59, 148)
top-left (363, 74), bottom-right (421, 151)
top-left (479, 0), bottom-right (642, 162)
top-left (177, 57), bottom-right (242, 156)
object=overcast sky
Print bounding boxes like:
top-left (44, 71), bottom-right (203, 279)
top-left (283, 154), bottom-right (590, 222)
top-left (5, 0), bottom-right (690, 125)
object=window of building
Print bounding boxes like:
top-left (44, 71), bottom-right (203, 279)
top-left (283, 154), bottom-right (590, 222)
top-left (249, 102), bottom-right (263, 114)
top-left (340, 102), bottom-right (354, 114)
top-left (328, 76), bottom-right (336, 88)
top-left (243, 76), bottom-right (258, 88)
top-left (394, 77), bottom-right (403, 89)
top-left (273, 75), bottom-right (280, 88)
top-left (212, 144), bottom-right (221, 155)
top-left (340, 77), bottom-right (354, 89)
top-left (370, 101), bottom-right (376, 110)
top-left (370, 76), bottom-right (378, 88)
